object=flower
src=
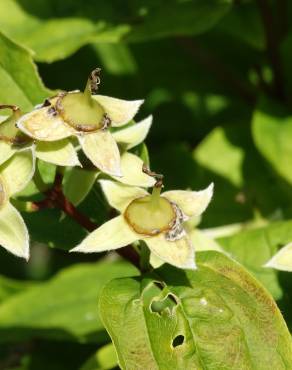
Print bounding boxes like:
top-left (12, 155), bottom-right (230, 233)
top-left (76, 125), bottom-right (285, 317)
top-left (71, 177), bottom-right (213, 269)
top-left (0, 150), bottom-right (35, 260)
top-left (264, 242), bottom-right (292, 272)
top-left (0, 105), bottom-right (80, 167)
top-left (16, 68), bottom-right (145, 177)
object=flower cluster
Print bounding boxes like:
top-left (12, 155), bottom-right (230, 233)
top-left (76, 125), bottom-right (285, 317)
top-left (0, 69), bottom-right (213, 269)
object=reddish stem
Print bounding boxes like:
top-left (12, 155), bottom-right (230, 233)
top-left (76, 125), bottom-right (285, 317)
top-left (33, 172), bottom-right (141, 269)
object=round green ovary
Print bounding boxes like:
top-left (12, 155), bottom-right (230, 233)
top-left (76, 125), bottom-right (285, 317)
top-left (57, 93), bottom-right (105, 132)
top-left (0, 177), bottom-right (7, 207)
top-left (124, 195), bottom-right (175, 236)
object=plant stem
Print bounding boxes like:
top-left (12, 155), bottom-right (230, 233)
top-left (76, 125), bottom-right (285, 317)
top-left (33, 171), bottom-right (141, 270)
top-left (256, 0), bottom-right (285, 100)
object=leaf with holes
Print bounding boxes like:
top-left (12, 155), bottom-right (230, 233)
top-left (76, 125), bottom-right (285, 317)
top-left (99, 251), bottom-right (292, 369)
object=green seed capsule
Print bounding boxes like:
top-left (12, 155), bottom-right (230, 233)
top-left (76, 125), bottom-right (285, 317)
top-left (124, 195), bottom-right (176, 236)
top-left (56, 92), bottom-right (105, 133)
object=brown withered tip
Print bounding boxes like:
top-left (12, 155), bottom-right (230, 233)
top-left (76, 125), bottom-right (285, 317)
top-left (89, 68), bottom-right (102, 95)
top-left (142, 163), bottom-right (164, 187)
top-left (0, 104), bottom-right (20, 113)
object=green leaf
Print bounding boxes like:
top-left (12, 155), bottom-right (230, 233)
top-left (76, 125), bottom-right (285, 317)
top-left (195, 126), bottom-right (244, 187)
top-left (0, 31), bottom-right (50, 110)
top-left (99, 251), bottom-right (292, 369)
top-left (0, 0), bottom-right (231, 62)
top-left (192, 124), bottom-right (288, 226)
top-left (0, 0), bottom-right (96, 63)
top-left (252, 98), bottom-right (292, 185)
top-left (80, 343), bottom-right (117, 370)
top-left (0, 275), bottom-right (38, 304)
top-left (63, 167), bottom-right (99, 206)
top-left (218, 220), bottom-right (292, 300)
top-left (217, 1), bottom-right (265, 50)
top-left (23, 208), bottom-right (87, 250)
top-left (0, 260), bottom-right (138, 343)
top-left (126, 0), bottom-right (232, 42)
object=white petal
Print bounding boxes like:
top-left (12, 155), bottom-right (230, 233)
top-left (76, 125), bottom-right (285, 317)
top-left (0, 202), bottom-right (29, 260)
top-left (264, 242), bottom-right (292, 272)
top-left (111, 152), bottom-right (155, 187)
top-left (113, 115), bottom-right (152, 149)
top-left (0, 150), bottom-right (35, 196)
top-left (99, 180), bottom-right (148, 213)
top-left (35, 139), bottom-right (80, 167)
top-left (79, 130), bottom-right (121, 176)
top-left (163, 183), bottom-right (214, 218)
top-left (144, 233), bottom-right (196, 269)
top-left (149, 252), bottom-right (165, 269)
top-left (93, 95), bottom-right (144, 127)
top-left (71, 215), bottom-right (138, 253)
top-left (0, 115), bottom-right (7, 123)
top-left (17, 107), bottom-right (74, 141)
top-left (64, 168), bottom-right (99, 206)
top-left (0, 141), bottom-right (16, 165)
top-left (189, 229), bottom-right (224, 253)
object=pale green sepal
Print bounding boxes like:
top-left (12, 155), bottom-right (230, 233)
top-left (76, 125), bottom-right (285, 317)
top-left (93, 95), bottom-right (144, 127)
top-left (111, 152), bottom-right (155, 187)
top-left (0, 141), bottom-right (16, 165)
top-left (70, 216), bottom-right (138, 253)
top-left (149, 252), bottom-right (164, 269)
top-left (99, 180), bottom-right (148, 213)
top-left (79, 131), bottom-right (122, 177)
top-left (144, 234), bottom-right (196, 270)
top-left (0, 115), bottom-right (7, 123)
top-left (113, 115), bottom-right (152, 149)
top-left (17, 107), bottom-right (73, 141)
top-left (163, 183), bottom-right (214, 218)
top-left (64, 168), bottom-right (99, 206)
top-left (0, 149), bottom-right (35, 196)
top-left (35, 139), bottom-right (80, 167)
top-left (264, 242), bottom-right (292, 272)
top-left (190, 229), bottom-right (224, 253)
top-left (0, 202), bottom-right (29, 260)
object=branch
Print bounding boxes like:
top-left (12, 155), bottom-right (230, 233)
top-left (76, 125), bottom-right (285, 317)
top-left (256, 0), bottom-right (285, 100)
top-left (33, 172), bottom-right (141, 270)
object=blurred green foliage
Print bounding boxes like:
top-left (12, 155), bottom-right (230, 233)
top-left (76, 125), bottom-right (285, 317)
top-left (1, 0), bottom-right (292, 368)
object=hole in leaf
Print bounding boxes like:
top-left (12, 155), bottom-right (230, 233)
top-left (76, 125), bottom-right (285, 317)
top-left (172, 335), bottom-right (184, 347)
top-left (150, 293), bottom-right (178, 315)
top-left (154, 281), bottom-right (164, 290)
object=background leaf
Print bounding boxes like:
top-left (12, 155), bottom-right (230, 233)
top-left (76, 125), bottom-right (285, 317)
top-left (0, 31), bottom-right (50, 110)
top-left (0, 259), bottom-right (137, 343)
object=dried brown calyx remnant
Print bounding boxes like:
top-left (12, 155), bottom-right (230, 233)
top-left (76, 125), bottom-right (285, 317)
top-left (89, 68), bottom-right (101, 95)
